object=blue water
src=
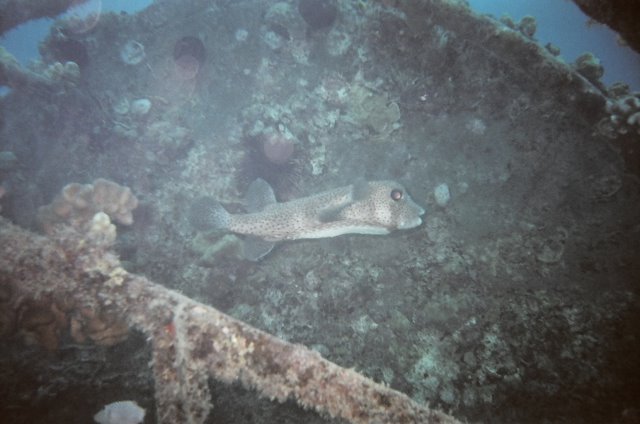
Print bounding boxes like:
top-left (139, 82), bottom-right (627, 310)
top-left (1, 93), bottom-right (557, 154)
top-left (1, 0), bottom-right (153, 65)
top-left (468, 0), bottom-right (640, 89)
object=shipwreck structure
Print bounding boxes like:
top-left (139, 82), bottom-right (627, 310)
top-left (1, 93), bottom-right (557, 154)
top-left (1, 0), bottom-right (639, 423)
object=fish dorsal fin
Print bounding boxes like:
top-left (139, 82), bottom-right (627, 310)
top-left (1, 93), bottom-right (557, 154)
top-left (351, 179), bottom-right (371, 201)
top-left (318, 179), bottom-right (369, 223)
top-left (245, 178), bottom-right (276, 212)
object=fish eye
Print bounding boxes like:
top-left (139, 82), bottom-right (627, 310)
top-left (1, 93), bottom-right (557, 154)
top-left (390, 188), bottom-right (403, 201)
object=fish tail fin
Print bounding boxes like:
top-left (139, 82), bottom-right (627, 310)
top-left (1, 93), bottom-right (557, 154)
top-left (189, 196), bottom-right (231, 232)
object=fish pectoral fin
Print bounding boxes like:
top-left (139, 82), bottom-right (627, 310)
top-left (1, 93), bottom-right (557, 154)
top-left (242, 236), bottom-right (276, 261)
top-left (317, 203), bottom-right (351, 223)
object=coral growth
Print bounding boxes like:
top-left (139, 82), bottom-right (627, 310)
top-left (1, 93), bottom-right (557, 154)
top-left (47, 37), bottom-right (89, 69)
top-left (70, 304), bottom-right (129, 346)
top-left (2, 280), bottom-right (129, 351)
top-left (0, 46), bottom-right (50, 88)
top-left (140, 121), bottom-right (192, 162)
top-left (0, 214), bottom-right (462, 424)
top-left (94, 400), bottom-right (145, 424)
top-left (1, 182), bottom-right (137, 352)
top-left (130, 98), bottom-right (152, 116)
top-left (17, 295), bottom-right (128, 350)
top-left (43, 60), bottom-right (80, 82)
top-left (517, 15), bottom-right (537, 38)
top-left (573, 52), bottom-right (604, 84)
top-left (603, 91), bottom-right (640, 136)
top-left (15, 297), bottom-right (66, 351)
top-left (1, 0), bottom-right (639, 422)
top-left (120, 40), bottom-right (146, 65)
top-left (348, 81), bottom-right (401, 139)
top-left (37, 178), bottom-right (138, 234)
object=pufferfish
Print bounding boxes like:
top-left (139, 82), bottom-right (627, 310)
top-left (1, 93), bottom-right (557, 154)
top-left (190, 178), bottom-right (425, 260)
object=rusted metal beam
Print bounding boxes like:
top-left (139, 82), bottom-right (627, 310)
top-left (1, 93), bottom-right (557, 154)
top-left (0, 216), bottom-right (461, 424)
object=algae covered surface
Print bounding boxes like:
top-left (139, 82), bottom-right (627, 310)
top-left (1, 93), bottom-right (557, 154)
top-left (1, 0), bottom-right (639, 423)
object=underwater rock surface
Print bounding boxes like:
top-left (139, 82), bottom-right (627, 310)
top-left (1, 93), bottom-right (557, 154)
top-left (0, 0), bottom-right (639, 423)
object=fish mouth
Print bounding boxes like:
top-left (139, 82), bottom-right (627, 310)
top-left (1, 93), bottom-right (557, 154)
top-left (398, 216), bottom-right (423, 229)
top-left (397, 203), bottom-right (426, 229)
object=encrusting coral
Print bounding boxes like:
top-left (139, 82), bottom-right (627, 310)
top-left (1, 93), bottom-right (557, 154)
top-left (0, 180), bottom-right (462, 424)
top-left (1, 180), bottom-right (139, 351)
top-left (348, 81), bottom-right (401, 139)
top-left (15, 297), bottom-right (66, 351)
top-left (3, 256), bottom-right (129, 351)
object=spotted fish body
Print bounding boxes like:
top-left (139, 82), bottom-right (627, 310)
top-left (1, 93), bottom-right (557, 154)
top-left (195, 178), bottom-right (425, 260)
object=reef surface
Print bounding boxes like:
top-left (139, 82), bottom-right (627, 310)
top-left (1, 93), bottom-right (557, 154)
top-left (0, 1), bottom-right (639, 423)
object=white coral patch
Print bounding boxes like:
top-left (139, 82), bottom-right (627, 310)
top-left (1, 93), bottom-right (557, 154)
top-left (94, 400), bottom-right (145, 424)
